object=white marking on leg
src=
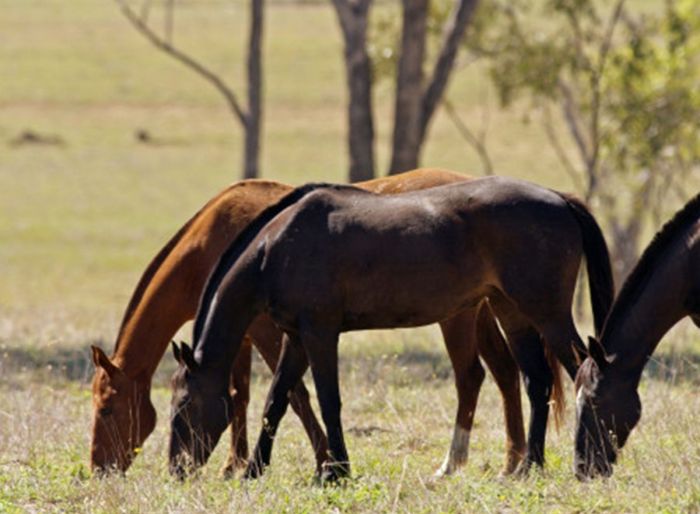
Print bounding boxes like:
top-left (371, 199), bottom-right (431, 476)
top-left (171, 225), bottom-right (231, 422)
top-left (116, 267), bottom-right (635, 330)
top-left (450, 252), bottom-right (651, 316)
top-left (434, 425), bottom-right (470, 478)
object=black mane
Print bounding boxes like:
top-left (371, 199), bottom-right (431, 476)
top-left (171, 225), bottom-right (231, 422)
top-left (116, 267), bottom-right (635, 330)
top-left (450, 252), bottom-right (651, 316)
top-left (192, 182), bottom-right (359, 346)
top-left (601, 192), bottom-right (700, 341)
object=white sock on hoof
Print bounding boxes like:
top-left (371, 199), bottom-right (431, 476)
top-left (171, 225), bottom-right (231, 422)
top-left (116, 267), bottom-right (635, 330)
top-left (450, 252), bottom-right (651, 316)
top-left (434, 425), bottom-right (470, 478)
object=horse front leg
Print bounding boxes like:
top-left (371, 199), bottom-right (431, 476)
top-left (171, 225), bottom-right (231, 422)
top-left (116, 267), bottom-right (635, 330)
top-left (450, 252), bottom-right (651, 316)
top-left (248, 316), bottom-right (330, 476)
top-left (244, 333), bottom-right (309, 479)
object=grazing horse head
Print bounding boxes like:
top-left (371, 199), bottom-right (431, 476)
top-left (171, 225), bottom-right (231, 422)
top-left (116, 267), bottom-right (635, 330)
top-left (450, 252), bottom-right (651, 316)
top-left (168, 342), bottom-right (233, 478)
top-left (90, 346), bottom-right (157, 474)
top-left (573, 337), bottom-right (641, 480)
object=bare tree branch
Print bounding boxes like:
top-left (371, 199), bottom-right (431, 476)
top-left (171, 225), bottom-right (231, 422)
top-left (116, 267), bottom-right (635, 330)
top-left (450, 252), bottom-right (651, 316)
top-left (557, 80), bottom-right (593, 185)
top-left (587, 0), bottom-right (626, 197)
top-left (442, 98), bottom-right (493, 176)
top-left (114, 0), bottom-right (248, 127)
top-left (420, 0), bottom-right (480, 140)
top-left (165, 0), bottom-right (174, 45)
top-left (541, 103), bottom-right (584, 191)
top-left (140, 0), bottom-right (153, 24)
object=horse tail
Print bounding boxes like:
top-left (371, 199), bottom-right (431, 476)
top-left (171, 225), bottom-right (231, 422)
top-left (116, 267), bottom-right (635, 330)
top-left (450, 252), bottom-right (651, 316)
top-left (559, 193), bottom-right (615, 336)
top-left (193, 182), bottom-right (340, 343)
top-left (544, 342), bottom-right (565, 430)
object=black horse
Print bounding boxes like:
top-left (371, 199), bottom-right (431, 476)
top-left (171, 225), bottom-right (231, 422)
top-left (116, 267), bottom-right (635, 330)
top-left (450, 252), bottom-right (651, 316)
top-left (169, 176), bottom-right (612, 481)
top-left (575, 192), bottom-right (700, 479)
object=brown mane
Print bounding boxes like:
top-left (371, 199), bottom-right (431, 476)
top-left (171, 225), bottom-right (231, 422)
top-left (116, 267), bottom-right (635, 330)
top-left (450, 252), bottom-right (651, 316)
top-left (601, 192), bottom-right (700, 342)
top-left (113, 183), bottom-right (249, 354)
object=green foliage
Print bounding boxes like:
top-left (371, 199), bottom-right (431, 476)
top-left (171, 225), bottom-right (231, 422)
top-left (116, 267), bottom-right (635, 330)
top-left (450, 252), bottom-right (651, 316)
top-left (460, 0), bottom-right (700, 273)
top-left (482, 0), bottom-right (700, 175)
top-left (602, 0), bottom-right (700, 173)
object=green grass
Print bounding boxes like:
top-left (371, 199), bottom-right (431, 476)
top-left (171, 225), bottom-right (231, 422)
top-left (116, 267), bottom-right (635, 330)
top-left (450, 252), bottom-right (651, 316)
top-left (3, 328), bottom-right (700, 512)
top-left (1, 0), bottom-right (700, 511)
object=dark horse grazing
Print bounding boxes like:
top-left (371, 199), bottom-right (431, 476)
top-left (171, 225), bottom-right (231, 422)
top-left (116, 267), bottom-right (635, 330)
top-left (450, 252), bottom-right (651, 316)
top-left (574, 192), bottom-right (700, 480)
top-left (169, 176), bottom-right (613, 481)
top-left (90, 168), bottom-right (543, 478)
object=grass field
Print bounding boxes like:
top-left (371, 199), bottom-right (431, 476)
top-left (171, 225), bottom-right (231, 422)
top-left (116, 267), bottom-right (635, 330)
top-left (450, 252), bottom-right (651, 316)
top-left (1, 0), bottom-right (700, 512)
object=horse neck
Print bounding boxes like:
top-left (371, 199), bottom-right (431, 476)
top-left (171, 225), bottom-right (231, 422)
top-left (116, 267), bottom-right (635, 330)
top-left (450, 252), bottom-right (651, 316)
top-left (604, 242), bottom-right (693, 382)
top-left (194, 260), bottom-right (262, 381)
top-left (113, 254), bottom-right (201, 379)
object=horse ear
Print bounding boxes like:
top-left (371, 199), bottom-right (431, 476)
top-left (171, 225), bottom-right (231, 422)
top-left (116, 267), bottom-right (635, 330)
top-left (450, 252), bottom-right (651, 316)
top-left (91, 345), bottom-right (118, 377)
top-left (179, 342), bottom-right (199, 373)
top-left (171, 340), bottom-right (182, 364)
top-left (587, 336), bottom-right (611, 370)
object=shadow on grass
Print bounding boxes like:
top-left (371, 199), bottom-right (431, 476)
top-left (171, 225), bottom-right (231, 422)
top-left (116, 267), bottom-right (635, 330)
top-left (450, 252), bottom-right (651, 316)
top-left (4, 339), bottom-right (700, 388)
top-left (645, 350), bottom-right (700, 385)
top-left (335, 348), bottom-right (454, 387)
top-left (0, 341), bottom-right (98, 383)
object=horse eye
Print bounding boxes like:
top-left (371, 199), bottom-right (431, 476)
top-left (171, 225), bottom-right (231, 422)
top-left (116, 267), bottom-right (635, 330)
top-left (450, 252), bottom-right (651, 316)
top-left (99, 406), bottom-right (113, 416)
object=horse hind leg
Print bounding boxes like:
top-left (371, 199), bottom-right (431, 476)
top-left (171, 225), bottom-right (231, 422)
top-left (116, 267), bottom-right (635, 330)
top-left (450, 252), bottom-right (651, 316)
top-left (475, 302), bottom-right (526, 475)
top-left (434, 307), bottom-right (485, 478)
top-left (490, 297), bottom-right (554, 476)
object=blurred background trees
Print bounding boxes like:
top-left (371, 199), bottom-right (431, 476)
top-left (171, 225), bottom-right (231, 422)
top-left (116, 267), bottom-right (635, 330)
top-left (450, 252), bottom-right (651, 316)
top-left (470, 0), bottom-right (700, 278)
top-left (371, 0), bottom-right (700, 278)
top-left (113, 0), bottom-right (700, 280)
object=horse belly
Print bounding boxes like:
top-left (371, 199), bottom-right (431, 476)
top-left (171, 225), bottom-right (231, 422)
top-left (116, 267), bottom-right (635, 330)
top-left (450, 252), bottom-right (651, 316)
top-left (339, 257), bottom-right (486, 331)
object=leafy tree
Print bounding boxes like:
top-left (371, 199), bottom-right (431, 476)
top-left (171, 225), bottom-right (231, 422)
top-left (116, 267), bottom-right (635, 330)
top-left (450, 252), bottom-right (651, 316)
top-left (434, 0), bottom-right (700, 278)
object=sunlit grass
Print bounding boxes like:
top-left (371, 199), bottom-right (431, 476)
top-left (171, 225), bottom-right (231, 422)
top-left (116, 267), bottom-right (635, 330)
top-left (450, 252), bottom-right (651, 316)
top-left (2, 327), bottom-right (700, 512)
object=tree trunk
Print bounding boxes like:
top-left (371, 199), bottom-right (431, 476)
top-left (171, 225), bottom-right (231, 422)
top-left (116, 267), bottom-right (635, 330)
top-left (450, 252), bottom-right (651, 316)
top-left (244, 0), bottom-right (264, 179)
top-left (331, 0), bottom-right (375, 182)
top-left (389, 0), bottom-right (428, 174)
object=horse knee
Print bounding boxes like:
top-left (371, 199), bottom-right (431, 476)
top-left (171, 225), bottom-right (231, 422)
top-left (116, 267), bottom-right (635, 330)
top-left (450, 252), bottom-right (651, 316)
top-left (523, 373), bottom-right (552, 405)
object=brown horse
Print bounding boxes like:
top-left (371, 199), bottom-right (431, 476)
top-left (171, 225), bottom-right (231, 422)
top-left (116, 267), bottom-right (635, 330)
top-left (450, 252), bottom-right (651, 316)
top-left (574, 193), bottom-right (700, 480)
top-left (90, 168), bottom-right (534, 477)
top-left (169, 176), bottom-right (613, 481)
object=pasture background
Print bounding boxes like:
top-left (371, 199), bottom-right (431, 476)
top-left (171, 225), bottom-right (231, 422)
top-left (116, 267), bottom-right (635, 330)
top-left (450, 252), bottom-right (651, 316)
top-left (1, 0), bottom-right (699, 511)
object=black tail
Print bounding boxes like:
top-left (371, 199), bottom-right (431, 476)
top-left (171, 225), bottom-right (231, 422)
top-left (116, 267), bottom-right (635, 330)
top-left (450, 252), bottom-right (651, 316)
top-left (560, 194), bottom-right (615, 336)
top-left (192, 182), bottom-right (340, 343)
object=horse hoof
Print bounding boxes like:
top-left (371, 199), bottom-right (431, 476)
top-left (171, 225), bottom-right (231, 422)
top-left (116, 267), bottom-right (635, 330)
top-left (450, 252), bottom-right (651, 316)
top-left (432, 464), bottom-right (451, 480)
top-left (221, 457), bottom-right (248, 479)
top-left (433, 453), bottom-right (465, 479)
top-left (513, 459), bottom-right (539, 479)
top-left (320, 463), bottom-right (350, 485)
top-left (242, 461), bottom-right (265, 480)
